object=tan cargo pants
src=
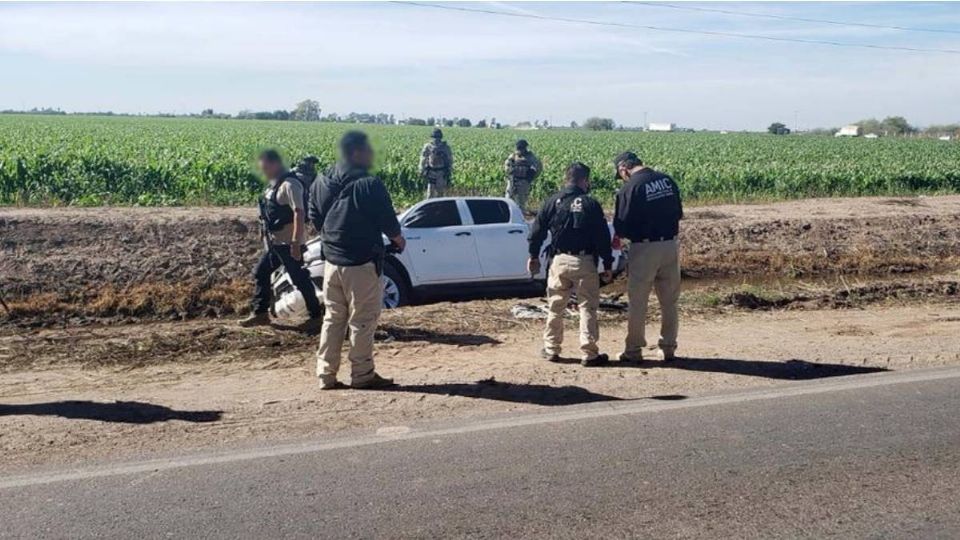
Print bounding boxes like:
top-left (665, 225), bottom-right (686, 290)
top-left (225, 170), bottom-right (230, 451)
top-left (544, 254), bottom-right (601, 360)
top-left (316, 261), bottom-right (382, 386)
top-left (624, 239), bottom-right (681, 358)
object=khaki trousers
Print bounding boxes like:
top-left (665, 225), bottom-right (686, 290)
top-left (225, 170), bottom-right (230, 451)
top-left (544, 254), bottom-right (601, 360)
top-left (316, 262), bottom-right (382, 386)
top-left (624, 239), bottom-right (681, 358)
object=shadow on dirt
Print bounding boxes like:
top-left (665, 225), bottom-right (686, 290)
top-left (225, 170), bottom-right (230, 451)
top-left (386, 378), bottom-right (622, 406)
top-left (379, 326), bottom-right (503, 346)
top-left (547, 356), bottom-right (888, 380)
top-left (645, 357), bottom-right (889, 380)
top-left (0, 401), bottom-right (223, 424)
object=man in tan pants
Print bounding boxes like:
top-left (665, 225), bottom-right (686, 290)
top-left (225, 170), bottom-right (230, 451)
top-left (308, 131), bottom-right (406, 389)
top-left (528, 162), bottom-right (614, 366)
top-left (315, 262), bottom-right (383, 388)
top-left (613, 152), bottom-right (683, 362)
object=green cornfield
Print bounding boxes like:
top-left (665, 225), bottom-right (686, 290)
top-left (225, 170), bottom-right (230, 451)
top-left (2, 114), bottom-right (959, 208)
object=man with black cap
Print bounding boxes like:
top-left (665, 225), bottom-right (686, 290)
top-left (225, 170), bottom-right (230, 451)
top-left (418, 128), bottom-right (454, 199)
top-left (528, 162), bottom-right (614, 366)
top-left (612, 151), bottom-right (683, 362)
top-left (504, 139), bottom-right (542, 212)
top-left (309, 131), bottom-right (406, 389)
top-left (240, 149), bottom-right (323, 327)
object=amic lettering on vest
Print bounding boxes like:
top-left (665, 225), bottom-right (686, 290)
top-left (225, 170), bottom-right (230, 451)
top-left (645, 178), bottom-right (675, 202)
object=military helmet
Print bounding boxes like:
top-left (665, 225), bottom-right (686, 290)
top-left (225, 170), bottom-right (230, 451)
top-left (432, 128), bottom-right (443, 139)
top-left (516, 139), bottom-right (529, 151)
top-left (302, 155), bottom-right (320, 164)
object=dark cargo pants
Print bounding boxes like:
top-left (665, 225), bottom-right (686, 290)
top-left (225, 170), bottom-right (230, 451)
top-left (252, 244), bottom-right (322, 318)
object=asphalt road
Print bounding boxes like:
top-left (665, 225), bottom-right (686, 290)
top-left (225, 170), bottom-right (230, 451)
top-left (3, 367), bottom-right (960, 539)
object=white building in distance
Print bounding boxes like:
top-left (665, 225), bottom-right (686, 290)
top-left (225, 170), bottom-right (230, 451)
top-left (648, 123), bottom-right (676, 132)
top-left (836, 125), bottom-right (862, 137)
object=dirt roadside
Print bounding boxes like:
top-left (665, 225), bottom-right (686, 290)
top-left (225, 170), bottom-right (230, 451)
top-left (3, 302), bottom-right (959, 472)
top-left (2, 196), bottom-right (960, 472)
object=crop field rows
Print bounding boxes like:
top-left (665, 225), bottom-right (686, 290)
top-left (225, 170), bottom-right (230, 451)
top-left (1, 114), bottom-right (959, 207)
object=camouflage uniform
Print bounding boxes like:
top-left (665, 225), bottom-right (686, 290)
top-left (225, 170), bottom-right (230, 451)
top-left (504, 150), bottom-right (542, 211)
top-left (419, 140), bottom-right (454, 198)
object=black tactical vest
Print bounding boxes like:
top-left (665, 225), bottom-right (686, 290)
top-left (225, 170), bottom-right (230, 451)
top-left (510, 152), bottom-right (534, 180)
top-left (261, 172), bottom-right (298, 232)
top-left (548, 191), bottom-right (585, 254)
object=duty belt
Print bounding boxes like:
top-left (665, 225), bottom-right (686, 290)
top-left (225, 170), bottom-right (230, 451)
top-left (633, 236), bottom-right (677, 244)
top-left (556, 249), bottom-right (591, 256)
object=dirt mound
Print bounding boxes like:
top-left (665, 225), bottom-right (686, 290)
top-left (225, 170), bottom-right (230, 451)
top-left (720, 280), bottom-right (960, 311)
top-left (681, 213), bottom-right (960, 278)
top-left (0, 207), bottom-right (258, 299)
top-left (3, 196), bottom-right (960, 326)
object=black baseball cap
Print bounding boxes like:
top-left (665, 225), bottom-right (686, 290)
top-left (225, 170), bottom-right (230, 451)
top-left (613, 151), bottom-right (642, 178)
top-left (302, 155), bottom-right (320, 164)
top-left (516, 139), bottom-right (529, 150)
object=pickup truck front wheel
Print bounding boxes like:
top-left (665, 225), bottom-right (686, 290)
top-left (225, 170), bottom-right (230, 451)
top-left (382, 262), bottom-right (410, 309)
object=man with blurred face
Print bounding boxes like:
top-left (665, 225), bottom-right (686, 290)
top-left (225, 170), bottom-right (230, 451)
top-left (612, 151), bottom-right (684, 362)
top-left (309, 131), bottom-right (406, 389)
top-left (240, 149), bottom-right (323, 327)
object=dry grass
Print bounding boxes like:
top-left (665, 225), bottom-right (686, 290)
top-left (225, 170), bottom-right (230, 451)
top-left (5, 279), bottom-right (251, 324)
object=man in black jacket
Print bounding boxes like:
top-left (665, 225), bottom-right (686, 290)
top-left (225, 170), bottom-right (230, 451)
top-left (613, 151), bottom-right (683, 362)
top-left (528, 162), bottom-right (614, 366)
top-left (309, 131), bottom-right (405, 390)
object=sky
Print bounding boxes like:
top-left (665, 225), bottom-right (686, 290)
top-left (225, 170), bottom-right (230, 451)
top-left (1, 1), bottom-right (958, 131)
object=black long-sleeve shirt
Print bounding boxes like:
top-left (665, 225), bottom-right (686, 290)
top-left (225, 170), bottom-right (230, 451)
top-left (528, 185), bottom-right (614, 269)
top-left (309, 162), bottom-right (402, 267)
top-left (613, 168), bottom-right (683, 242)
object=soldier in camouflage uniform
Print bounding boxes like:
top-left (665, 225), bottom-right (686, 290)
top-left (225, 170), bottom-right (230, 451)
top-left (504, 139), bottom-right (542, 212)
top-left (419, 128), bottom-right (454, 199)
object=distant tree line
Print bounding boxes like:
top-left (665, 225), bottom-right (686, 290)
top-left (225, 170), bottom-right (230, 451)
top-left (3, 105), bottom-right (955, 137)
top-left (583, 117), bottom-right (616, 131)
top-left (856, 117), bottom-right (959, 138)
top-left (0, 107), bottom-right (67, 116)
top-left (767, 122), bottom-right (791, 135)
top-left (856, 116), bottom-right (914, 136)
top-left (803, 117), bottom-right (959, 138)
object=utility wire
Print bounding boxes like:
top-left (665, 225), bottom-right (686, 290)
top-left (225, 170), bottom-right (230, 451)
top-left (394, 2), bottom-right (960, 55)
top-left (626, 2), bottom-right (960, 36)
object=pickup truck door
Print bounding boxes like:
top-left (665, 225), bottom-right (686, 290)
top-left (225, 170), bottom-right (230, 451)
top-left (402, 199), bottom-right (483, 284)
top-left (465, 199), bottom-right (530, 280)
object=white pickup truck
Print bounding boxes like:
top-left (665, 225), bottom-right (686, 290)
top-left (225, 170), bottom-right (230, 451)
top-left (271, 197), bottom-right (626, 317)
